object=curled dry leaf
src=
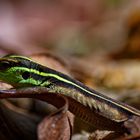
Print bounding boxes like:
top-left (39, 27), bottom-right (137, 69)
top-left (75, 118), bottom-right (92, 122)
top-left (0, 88), bottom-right (75, 140)
top-left (38, 106), bottom-right (74, 140)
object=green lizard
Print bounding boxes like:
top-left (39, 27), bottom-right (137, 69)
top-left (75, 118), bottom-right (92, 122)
top-left (0, 55), bottom-right (140, 131)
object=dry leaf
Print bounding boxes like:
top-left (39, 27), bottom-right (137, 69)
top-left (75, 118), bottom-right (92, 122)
top-left (38, 108), bottom-right (73, 140)
top-left (0, 88), bottom-right (75, 140)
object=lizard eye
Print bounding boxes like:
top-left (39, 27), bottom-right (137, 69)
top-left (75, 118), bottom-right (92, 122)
top-left (22, 71), bottom-right (30, 79)
top-left (0, 61), bottom-right (11, 71)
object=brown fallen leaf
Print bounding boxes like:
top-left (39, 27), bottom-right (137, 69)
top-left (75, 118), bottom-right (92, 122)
top-left (0, 88), bottom-right (75, 140)
top-left (38, 106), bottom-right (74, 140)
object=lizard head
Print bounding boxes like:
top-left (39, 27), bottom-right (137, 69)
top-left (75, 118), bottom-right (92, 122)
top-left (0, 55), bottom-right (45, 87)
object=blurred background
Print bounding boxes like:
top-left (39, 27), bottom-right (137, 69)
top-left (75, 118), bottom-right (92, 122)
top-left (0, 0), bottom-right (139, 56)
top-left (1, 0), bottom-right (140, 139)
